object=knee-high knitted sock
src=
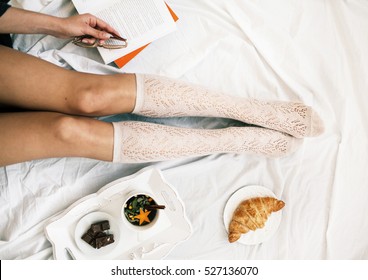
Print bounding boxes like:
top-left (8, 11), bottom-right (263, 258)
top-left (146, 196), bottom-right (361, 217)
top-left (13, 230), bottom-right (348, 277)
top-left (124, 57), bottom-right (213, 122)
top-left (132, 74), bottom-right (324, 138)
top-left (112, 121), bottom-right (301, 163)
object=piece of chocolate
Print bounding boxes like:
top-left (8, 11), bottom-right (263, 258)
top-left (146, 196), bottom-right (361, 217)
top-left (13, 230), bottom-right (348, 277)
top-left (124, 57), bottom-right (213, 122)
top-left (81, 219), bottom-right (114, 249)
top-left (81, 231), bottom-right (94, 244)
top-left (95, 234), bottom-right (115, 249)
top-left (100, 220), bottom-right (110, 231)
top-left (90, 220), bottom-right (110, 234)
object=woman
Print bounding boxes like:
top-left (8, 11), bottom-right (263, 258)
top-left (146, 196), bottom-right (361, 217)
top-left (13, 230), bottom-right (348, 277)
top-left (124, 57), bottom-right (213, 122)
top-left (0, 4), bottom-right (324, 167)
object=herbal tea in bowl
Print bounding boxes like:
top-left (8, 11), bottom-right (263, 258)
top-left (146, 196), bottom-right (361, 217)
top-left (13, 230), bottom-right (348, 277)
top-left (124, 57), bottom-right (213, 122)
top-left (122, 193), bottom-right (165, 231)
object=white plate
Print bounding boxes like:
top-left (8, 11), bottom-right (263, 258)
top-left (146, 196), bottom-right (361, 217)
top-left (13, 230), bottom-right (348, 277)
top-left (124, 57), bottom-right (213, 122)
top-left (45, 167), bottom-right (192, 260)
top-left (223, 185), bottom-right (283, 245)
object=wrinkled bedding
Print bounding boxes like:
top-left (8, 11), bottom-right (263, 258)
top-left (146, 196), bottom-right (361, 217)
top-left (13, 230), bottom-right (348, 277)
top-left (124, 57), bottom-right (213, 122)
top-left (1, 0), bottom-right (368, 259)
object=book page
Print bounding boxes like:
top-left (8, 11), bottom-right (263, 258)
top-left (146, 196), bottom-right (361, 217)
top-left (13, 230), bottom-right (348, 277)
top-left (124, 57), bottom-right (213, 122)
top-left (71, 0), bottom-right (177, 64)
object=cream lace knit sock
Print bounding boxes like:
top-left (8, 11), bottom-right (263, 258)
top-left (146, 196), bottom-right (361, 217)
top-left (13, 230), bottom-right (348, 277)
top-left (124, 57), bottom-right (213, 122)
top-left (112, 121), bottom-right (301, 163)
top-left (132, 74), bottom-right (324, 138)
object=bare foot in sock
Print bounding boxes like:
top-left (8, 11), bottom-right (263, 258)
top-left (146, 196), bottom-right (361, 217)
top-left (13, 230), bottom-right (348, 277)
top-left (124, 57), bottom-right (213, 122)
top-left (133, 74), bottom-right (324, 138)
top-left (232, 98), bottom-right (325, 138)
top-left (112, 121), bottom-right (302, 163)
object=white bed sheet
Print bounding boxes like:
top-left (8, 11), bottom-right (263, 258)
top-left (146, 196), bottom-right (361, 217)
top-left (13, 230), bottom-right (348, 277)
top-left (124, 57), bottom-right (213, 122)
top-left (1, 0), bottom-right (368, 260)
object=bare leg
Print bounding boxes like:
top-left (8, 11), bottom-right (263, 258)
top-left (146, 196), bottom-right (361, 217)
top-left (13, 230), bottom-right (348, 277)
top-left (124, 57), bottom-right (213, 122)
top-left (0, 112), bottom-right (113, 166)
top-left (0, 111), bottom-right (302, 167)
top-left (0, 46), bottom-right (304, 166)
top-left (0, 45), bottom-right (136, 116)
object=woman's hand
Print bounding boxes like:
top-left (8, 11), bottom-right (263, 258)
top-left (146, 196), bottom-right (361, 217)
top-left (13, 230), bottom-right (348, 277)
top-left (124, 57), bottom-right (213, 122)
top-left (53, 13), bottom-right (120, 41)
top-left (0, 7), bottom-right (120, 42)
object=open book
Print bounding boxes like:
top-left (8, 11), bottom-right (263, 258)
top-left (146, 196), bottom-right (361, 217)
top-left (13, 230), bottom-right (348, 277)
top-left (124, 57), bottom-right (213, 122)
top-left (71, 0), bottom-right (178, 67)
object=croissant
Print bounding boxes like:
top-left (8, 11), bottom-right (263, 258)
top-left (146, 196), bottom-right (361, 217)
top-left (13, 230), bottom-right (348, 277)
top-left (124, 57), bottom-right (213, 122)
top-left (228, 196), bottom-right (285, 243)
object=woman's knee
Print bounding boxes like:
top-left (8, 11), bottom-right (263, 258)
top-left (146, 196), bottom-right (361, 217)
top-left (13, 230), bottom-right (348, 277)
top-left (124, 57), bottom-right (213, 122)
top-left (52, 115), bottom-right (88, 144)
top-left (51, 114), bottom-right (112, 161)
top-left (69, 84), bottom-right (110, 115)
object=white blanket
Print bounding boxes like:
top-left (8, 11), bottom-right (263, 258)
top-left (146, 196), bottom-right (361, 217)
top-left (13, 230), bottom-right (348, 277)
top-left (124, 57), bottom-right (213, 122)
top-left (1, 0), bottom-right (368, 259)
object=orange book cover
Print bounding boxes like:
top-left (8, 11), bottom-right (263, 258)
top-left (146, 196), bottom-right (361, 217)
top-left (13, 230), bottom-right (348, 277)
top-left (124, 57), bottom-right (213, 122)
top-left (114, 4), bottom-right (178, 68)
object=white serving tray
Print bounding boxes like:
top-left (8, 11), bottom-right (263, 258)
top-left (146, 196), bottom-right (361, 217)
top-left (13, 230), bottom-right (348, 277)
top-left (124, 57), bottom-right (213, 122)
top-left (45, 167), bottom-right (192, 260)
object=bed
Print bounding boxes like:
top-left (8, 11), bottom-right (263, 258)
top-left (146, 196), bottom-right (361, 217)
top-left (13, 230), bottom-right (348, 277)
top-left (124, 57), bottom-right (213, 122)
top-left (1, 0), bottom-right (368, 260)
